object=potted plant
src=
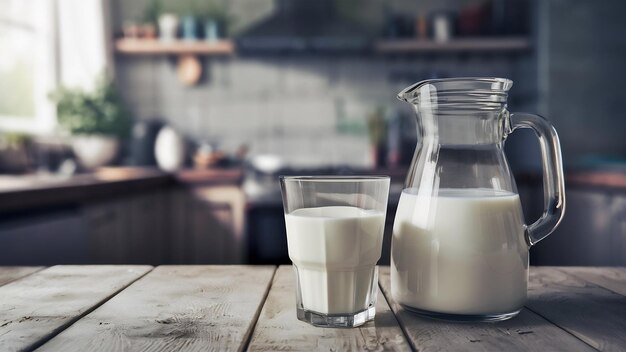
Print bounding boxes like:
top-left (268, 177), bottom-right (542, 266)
top-left (51, 76), bottom-right (131, 169)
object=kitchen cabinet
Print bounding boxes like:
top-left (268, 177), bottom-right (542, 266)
top-left (0, 168), bottom-right (246, 265)
top-left (612, 194), bottom-right (626, 265)
top-left (84, 198), bottom-right (131, 264)
top-left (530, 188), bottom-right (626, 266)
top-left (247, 204), bottom-right (288, 264)
top-left (0, 186), bottom-right (246, 266)
top-left (0, 208), bottom-right (88, 265)
top-left (168, 189), bottom-right (189, 263)
top-left (84, 192), bottom-right (169, 265)
top-left (127, 191), bottom-right (168, 264)
top-left (66, 183), bottom-right (247, 265)
top-left (84, 186), bottom-right (247, 265)
top-left (170, 186), bottom-right (246, 264)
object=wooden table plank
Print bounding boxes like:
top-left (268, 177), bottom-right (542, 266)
top-left (38, 265), bottom-right (276, 352)
top-left (248, 265), bottom-right (410, 352)
top-left (557, 267), bottom-right (626, 297)
top-left (378, 267), bottom-right (596, 352)
top-left (0, 265), bottom-right (151, 352)
top-left (0, 267), bottom-right (43, 286)
top-left (527, 267), bottom-right (626, 352)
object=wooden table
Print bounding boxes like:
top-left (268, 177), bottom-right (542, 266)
top-left (0, 266), bottom-right (624, 352)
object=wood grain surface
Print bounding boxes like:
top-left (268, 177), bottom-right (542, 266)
top-left (558, 267), bottom-right (626, 296)
top-left (0, 265), bottom-right (151, 352)
top-left (527, 267), bottom-right (626, 351)
top-left (0, 265), bottom-right (622, 352)
top-left (38, 265), bottom-right (276, 352)
top-left (0, 267), bottom-right (43, 286)
top-left (248, 265), bottom-right (409, 352)
top-left (378, 267), bottom-right (596, 352)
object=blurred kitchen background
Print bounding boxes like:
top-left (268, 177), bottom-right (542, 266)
top-left (1, 0), bottom-right (625, 266)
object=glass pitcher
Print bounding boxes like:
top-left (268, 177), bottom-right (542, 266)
top-left (391, 78), bottom-right (565, 322)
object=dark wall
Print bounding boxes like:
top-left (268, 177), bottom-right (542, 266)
top-left (544, 0), bottom-right (626, 164)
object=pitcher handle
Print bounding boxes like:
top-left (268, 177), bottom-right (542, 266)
top-left (510, 113), bottom-right (566, 246)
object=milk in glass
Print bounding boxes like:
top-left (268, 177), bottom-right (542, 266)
top-left (285, 206), bottom-right (385, 314)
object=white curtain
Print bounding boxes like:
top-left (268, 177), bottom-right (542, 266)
top-left (57, 0), bottom-right (113, 91)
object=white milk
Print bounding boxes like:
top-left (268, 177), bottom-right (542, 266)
top-left (285, 206), bottom-right (385, 315)
top-left (391, 188), bottom-right (528, 316)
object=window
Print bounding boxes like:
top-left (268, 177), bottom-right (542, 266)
top-left (0, 0), bottom-right (56, 134)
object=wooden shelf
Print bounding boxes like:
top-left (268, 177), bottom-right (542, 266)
top-left (114, 39), bottom-right (235, 55)
top-left (114, 38), bottom-right (529, 56)
top-left (375, 37), bottom-right (531, 53)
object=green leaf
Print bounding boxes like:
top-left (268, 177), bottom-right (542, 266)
top-left (51, 74), bottom-right (131, 138)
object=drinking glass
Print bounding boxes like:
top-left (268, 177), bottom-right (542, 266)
top-left (280, 176), bottom-right (390, 327)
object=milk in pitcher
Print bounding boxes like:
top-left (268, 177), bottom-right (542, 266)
top-left (391, 188), bottom-right (528, 316)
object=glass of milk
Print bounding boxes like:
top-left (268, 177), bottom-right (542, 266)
top-left (280, 176), bottom-right (390, 328)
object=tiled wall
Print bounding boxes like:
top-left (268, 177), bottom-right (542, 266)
top-left (115, 55), bottom-right (530, 167)
top-left (542, 0), bottom-right (626, 164)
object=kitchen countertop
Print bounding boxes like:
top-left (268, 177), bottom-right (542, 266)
top-left (517, 169), bottom-right (626, 191)
top-left (0, 167), bottom-right (169, 194)
top-left (0, 167), bottom-right (244, 213)
top-left (174, 167), bottom-right (244, 186)
top-left (0, 265), bottom-right (623, 351)
top-left (0, 167), bottom-right (172, 212)
top-left (567, 170), bottom-right (626, 191)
